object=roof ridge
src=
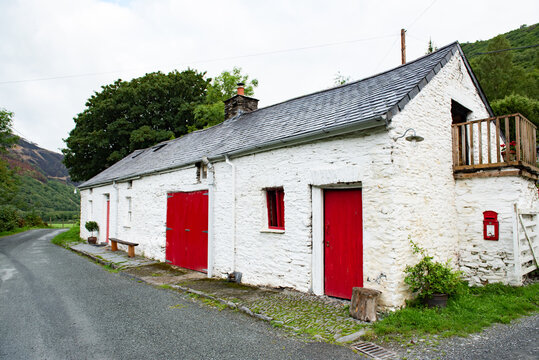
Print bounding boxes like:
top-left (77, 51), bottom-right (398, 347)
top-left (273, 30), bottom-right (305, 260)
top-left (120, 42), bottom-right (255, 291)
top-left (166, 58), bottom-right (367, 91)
top-left (245, 42), bottom-right (460, 115)
top-left (384, 42), bottom-right (461, 120)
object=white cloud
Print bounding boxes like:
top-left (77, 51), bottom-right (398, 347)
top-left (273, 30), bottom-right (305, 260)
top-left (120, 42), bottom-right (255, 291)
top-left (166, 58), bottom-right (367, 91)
top-left (0, 0), bottom-right (537, 152)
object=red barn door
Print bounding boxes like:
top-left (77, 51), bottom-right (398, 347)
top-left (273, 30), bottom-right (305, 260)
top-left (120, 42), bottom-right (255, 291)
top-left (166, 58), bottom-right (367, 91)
top-left (324, 189), bottom-right (363, 299)
top-left (166, 191), bottom-right (208, 272)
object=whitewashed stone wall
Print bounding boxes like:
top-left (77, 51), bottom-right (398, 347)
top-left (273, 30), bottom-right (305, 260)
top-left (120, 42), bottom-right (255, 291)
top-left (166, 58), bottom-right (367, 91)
top-left (383, 53), bottom-right (492, 304)
top-left (80, 166), bottom-right (209, 260)
top-left (78, 51), bottom-right (535, 309)
top-left (456, 175), bottom-right (538, 285)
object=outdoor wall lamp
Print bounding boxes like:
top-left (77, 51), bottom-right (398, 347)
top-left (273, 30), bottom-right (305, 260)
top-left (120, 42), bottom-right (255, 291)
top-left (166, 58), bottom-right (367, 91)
top-left (394, 128), bottom-right (424, 143)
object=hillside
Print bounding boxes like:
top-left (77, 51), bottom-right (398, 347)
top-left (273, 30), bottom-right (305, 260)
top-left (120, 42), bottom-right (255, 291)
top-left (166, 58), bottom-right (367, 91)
top-left (3, 138), bottom-right (71, 183)
top-left (461, 24), bottom-right (539, 71)
top-left (1, 138), bottom-right (80, 222)
top-left (461, 23), bottom-right (538, 72)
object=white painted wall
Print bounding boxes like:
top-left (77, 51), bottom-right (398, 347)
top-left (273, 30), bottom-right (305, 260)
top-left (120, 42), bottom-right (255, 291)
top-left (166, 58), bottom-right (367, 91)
top-left (79, 52), bottom-right (536, 309)
top-left (456, 175), bottom-right (538, 286)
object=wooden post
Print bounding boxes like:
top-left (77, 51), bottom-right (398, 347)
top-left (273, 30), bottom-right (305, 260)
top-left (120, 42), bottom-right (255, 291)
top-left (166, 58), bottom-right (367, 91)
top-left (111, 240), bottom-right (118, 252)
top-left (128, 245), bottom-right (135, 258)
top-left (401, 29), bottom-right (406, 64)
top-left (350, 287), bottom-right (382, 322)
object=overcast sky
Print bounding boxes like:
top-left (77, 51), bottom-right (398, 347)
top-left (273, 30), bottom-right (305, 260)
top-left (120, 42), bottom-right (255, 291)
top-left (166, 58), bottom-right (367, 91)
top-left (0, 0), bottom-right (537, 153)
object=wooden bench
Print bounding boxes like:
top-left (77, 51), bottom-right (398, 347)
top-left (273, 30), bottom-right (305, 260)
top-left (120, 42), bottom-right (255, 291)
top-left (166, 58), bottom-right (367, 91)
top-left (109, 238), bottom-right (138, 258)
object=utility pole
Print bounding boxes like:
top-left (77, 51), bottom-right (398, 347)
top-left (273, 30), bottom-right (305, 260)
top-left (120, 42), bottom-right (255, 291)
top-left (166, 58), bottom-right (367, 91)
top-left (401, 29), bottom-right (406, 64)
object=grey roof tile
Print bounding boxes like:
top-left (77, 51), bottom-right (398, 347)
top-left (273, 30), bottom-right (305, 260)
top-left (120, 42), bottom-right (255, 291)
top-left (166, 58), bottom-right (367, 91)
top-left (80, 42), bottom-right (477, 188)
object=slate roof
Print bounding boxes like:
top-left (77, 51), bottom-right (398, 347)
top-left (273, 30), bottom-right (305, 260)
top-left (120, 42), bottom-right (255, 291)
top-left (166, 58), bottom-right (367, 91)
top-left (80, 42), bottom-right (490, 189)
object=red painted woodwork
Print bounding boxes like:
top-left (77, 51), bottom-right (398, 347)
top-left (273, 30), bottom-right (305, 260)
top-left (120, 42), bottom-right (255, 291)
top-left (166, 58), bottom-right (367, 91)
top-left (166, 191), bottom-right (208, 272)
top-left (266, 188), bottom-right (285, 229)
top-left (324, 188), bottom-right (363, 299)
top-left (106, 199), bottom-right (110, 244)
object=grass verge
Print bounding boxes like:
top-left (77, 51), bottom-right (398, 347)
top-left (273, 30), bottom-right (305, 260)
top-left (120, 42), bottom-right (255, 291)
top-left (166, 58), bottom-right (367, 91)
top-left (0, 226), bottom-right (48, 237)
top-left (372, 283), bottom-right (539, 341)
top-left (48, 223), bottom-right (77, 229)
top-left (51, 226), bottom-right (84, 248)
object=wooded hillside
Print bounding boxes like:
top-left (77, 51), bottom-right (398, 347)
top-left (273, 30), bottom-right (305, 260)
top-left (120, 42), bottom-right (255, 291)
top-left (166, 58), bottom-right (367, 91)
top-left (1, 138), bottom-right (79, 222)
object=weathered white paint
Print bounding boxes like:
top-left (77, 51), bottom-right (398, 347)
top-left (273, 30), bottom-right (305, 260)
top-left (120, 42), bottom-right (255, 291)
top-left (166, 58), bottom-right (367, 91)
top-left (79, 52), bottom-right (538, 309)
top-left (311, 186), bottom-right (324, 295)
top-left (456, 176), bottom-right (538, 286)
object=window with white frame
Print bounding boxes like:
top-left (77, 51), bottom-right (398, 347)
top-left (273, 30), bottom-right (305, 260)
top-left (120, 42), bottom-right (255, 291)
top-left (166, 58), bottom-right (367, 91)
top-left (126, 197), bottom-right (132, 225)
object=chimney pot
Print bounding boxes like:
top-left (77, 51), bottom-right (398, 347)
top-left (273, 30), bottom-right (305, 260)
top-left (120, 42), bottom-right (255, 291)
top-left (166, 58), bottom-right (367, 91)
top-left (237, 82), bottom-right (245, 96)
top-left (224, 85), bottom-right (258, 120)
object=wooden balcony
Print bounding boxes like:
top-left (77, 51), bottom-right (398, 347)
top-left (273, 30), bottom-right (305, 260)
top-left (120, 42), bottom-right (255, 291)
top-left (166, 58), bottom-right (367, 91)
top-left (452, 113), bottom-right (539, 180)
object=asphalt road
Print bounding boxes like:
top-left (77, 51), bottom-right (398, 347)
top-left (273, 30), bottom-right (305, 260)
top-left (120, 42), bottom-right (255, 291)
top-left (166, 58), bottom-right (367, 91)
top-left (0, 229), bottom-right (361, 360)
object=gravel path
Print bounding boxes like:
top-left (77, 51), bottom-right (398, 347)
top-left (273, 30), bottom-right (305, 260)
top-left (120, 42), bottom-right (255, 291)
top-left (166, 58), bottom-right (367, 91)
top-left (386, 313), bottom-right (539, 360)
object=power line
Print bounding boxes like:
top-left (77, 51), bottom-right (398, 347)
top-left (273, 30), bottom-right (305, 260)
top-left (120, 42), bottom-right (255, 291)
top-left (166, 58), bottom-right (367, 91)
top-left (0, 34), bottom-right (396, 85)
top-left (375, 0), bottom-right (438, 72)
top-left (468, 44), bottom-right (539, 56)
top-left (407, 0), bottom-right (438, 29)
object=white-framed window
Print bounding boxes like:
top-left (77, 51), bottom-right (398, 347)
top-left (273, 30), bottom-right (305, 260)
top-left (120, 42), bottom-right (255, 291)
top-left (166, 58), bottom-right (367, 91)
top-left (126, 196), bottom-right (132, 225)
top-left (196, 162), bottom-right (208, 182)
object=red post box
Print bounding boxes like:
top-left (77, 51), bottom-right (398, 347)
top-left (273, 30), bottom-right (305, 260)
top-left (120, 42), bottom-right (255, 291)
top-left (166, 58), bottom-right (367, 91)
top-left (483, 211), bottom-right (499, 241)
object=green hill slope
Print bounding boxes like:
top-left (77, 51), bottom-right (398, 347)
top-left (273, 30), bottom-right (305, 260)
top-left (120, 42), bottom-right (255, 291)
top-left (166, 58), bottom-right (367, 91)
top-left (461, 23), bottom-right (538, 72)
top-left (1, 138), bottom-right (80, 222)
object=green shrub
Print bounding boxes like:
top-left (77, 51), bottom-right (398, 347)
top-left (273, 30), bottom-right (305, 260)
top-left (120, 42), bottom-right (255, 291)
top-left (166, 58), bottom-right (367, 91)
top-left (85, 221), bottom-right (99, 236)
top-left (404, 239), bottom-right (463, 300)
top-left (24, 211), bottom-right (45, 227)
top-left (0, 205), bottom-right (22, 232)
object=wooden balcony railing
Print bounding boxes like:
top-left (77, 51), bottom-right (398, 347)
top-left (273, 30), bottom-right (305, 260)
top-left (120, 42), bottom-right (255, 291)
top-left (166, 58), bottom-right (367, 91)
top-left (452, 113), bottom-right (538, 177)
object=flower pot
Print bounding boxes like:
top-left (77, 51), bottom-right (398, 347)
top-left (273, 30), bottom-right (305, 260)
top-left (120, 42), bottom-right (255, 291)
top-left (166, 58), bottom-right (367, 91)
top-left (501, 150), bottom-right (516, 162)
top-left (88, 236), bottom-right (97, 245)
top-left (425, 293), bottom-right (448, 308)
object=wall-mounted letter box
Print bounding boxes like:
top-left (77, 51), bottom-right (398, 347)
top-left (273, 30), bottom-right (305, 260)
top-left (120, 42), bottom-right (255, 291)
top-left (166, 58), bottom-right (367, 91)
top-left (483, 211), bottom-right (499, 241)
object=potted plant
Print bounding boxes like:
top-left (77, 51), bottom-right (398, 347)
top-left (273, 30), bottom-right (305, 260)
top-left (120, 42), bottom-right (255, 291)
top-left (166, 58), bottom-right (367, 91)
top-left (404, 239), bottom-right (462, 308)
top-left (85, 221), bottom-right (99, 244)
top-left (501, 141), bottom-right (517, 161)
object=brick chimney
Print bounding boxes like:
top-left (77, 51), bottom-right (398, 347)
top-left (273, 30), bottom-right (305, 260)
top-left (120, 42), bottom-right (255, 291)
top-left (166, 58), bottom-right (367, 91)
top-left (224, 83), bottom-right (259, 120)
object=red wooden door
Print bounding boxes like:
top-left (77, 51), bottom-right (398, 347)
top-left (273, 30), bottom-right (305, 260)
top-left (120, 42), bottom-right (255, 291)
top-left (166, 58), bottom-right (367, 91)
top-left (166, 191), bottom-right (208, 272)
top-left (106, 199), bottom-right (110, 244)
top-left (324, 189), bottom-right (363, 299)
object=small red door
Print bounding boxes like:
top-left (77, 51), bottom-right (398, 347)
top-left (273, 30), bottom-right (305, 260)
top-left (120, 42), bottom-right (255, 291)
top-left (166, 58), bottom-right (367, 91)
top-left (324, 189), bottom-right (363, 299)
top-left (166, 191), bottom-right (208, 272)
top-left (106, 199), bottom-right (110, 244)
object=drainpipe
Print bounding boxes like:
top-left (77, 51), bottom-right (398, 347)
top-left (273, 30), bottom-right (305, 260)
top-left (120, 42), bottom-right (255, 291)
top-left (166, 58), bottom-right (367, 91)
top-left (202, 156), bottom-right (215, 278)
top-left (113, 181), bottom-right (119, 238)
top-left (225, 155), bottom-right (237, 275)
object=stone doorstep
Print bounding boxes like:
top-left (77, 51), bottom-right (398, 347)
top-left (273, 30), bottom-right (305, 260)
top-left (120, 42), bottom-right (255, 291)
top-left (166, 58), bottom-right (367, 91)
top-left (68, 244), bottom-right (373, 350)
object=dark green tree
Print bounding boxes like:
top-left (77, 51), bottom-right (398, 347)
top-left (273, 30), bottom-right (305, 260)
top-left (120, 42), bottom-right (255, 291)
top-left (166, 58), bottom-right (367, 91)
top-left (491, 94), bottom-right (539, 127)
top-left (62, 69), bottom-right (210, 181)
top-left (470, 35), bottom-right (536, 101)
top-left (189, 67), bottom-right (258, 132)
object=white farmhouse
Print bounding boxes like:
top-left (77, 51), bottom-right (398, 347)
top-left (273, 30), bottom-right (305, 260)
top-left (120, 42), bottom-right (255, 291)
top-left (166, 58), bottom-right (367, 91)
top-left (78, 43), bottom-right (538, 308)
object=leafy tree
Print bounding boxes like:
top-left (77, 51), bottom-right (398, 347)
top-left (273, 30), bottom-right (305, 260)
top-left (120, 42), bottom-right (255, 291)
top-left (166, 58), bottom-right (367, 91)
top-left (62, 69), bottom-right (210, 181)
top-left (0, 108), bottom-right (19, 204)
top-left (333, 71), bottom-right (351, 86)
top-left (0, 108), bottom-right (18, 151)
top-left (469, 35), bottom-right (537, 101)
top-left (426, 38), bottom-right (438, 54)
top-left (0, 205), bottom-right (22, 232)
top-left (491, 94), bottom-right (539, 127)
top-left (189, 67), bottom-right (258, 132)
